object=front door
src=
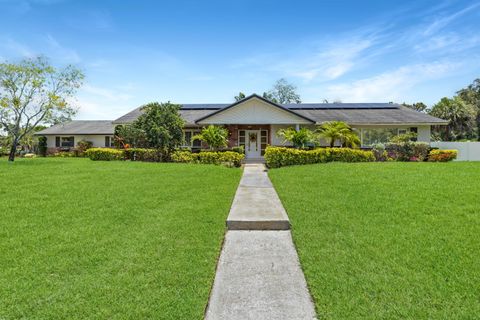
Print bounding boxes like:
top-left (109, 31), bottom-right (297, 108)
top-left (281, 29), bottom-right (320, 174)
top-left (245, 130), bottom-right (261, 158)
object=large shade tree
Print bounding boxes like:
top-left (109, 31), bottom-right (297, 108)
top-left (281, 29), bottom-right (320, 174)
top-left (133, 102), bottom-right (185, 154)
top-left (233, 78), bottom-right (301, 104)
top-left (0, 57), bottom-right (84, 161)
top-left (457, 78), bottom-right (480, 140)
top-left (428, 96), bottom-right (477, 141)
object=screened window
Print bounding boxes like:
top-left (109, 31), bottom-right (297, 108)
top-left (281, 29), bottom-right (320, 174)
top-left (361, 128), bottom-right (413, 146)
top-left (183, 130), bottom-right (201, 149)
top-left (105, 136), bottom-right (115, 147)
top-left (260, 130), bottom-right (268, 155)
top-left (60, 136), bottom-right (74, 147)
top-left (238, 130), bottom-right (246, 149)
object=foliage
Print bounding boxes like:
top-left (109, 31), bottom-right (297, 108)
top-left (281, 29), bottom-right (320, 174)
top-left (371, 143), bottom-right (389, 162)
top-left (264, 78), bottom-right (301, 104)
top-left (234, 92), bottom-right (246, 101)
top-left (276, 127), bottom-right (314, 148)
top-left (428, 96), bottom-right (477, 141)
top-left (123, 148), bottom-right (165, 162)
top-left (317, 121), bottom-right (360, 147)
top-left (231, 145), bottom-right (244, 154)
top-left (402, 102), bottom-right (428, 112)
top-left (171, 150), bottom-right (244, 167)
top-left (457, 78), bottom-right (480, 141)
top-left (428, 149), bottom-right (458, 162)
top-left (0, 56), bottom-right (84, 161)
top-left (37, 136), bottom-right (48, 157)
top-left (133, 102), bottom-right (185, 153)
top-left (114, 124), bottom-right (147, 148)
top-left (384, 142), bottom-right (430, 161)
top-left (85, 148), bottom-right (124, 161)
top-left (76, 140), bottom-right (93, 154)
top-left (389, 132), bottom-right (417, 143)
top-left (192, 125), bottom-right (229, 150)
top-left (264, 146), bottom-right (374, 168)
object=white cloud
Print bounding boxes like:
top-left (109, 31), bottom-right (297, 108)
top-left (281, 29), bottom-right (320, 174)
top-left (423, 2), bottom-right (480, 36)
top-left (3, 37), bottom-right (35, 57)
top-left (325, 61), bottom-right (461, 102)
top-left (81, 84), bottom-right (133, 102)
top-left (45, 34), bottom-right (81, 63)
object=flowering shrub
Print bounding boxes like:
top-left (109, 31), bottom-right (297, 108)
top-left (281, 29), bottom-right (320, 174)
top-left (428, 149), bottom-right (457, 162)
top-left (385, 142), bottom-right (430, 161)
top-left (264, 146), bottom-right (375, 168)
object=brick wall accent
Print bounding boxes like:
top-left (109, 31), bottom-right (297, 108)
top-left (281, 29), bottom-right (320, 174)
top-left (225, 124), bottom-right (271, 147)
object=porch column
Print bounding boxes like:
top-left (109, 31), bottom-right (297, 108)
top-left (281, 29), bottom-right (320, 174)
top-left (295, 124), bottom-right (300, 131)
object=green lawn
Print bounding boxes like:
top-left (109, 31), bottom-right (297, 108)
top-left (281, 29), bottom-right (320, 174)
top-left (0, 158), bottom-right (241, 319)
top-left (269, 162), bottom-right (480, 319)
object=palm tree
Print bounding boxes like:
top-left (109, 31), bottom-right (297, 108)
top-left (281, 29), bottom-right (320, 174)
top-left (317, 121), bottom-right (360, 148)
top-left (192, 125), bottom-right (229, 150)
top-left (276, 127), bottom-right (313, 148)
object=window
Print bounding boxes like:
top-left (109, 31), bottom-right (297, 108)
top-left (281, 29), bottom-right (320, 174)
top-left (260, 130), bottom-right (268, 155)
top-left (238, 130), bottom-right (246, 149)
top-left (182, 130), bottom-right (201, 149)
top-left (105, 136), bottom-right (114, 147)
top-left (361, 128), bottom-right (397, 147)
top-left (55, 136), bottom-right (61, 148)
top-left (398, 129), bottom-right (408, 135)
top-left (60, 136), bottom-right (74, 147)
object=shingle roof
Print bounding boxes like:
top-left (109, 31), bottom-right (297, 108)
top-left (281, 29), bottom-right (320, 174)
top-left (35, 120), bottom-right (115, 135)
top-left (295, 106), bottom-right (447, 125)
top-left (114, 101), bottom-right (447, 126)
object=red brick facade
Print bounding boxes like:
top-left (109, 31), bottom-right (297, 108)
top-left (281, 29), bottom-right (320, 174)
top-left (224, 124), bottom-right (271, 148)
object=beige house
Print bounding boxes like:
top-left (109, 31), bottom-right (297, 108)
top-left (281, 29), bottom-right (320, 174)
top-left (36, 94), bottom-right (447, 159)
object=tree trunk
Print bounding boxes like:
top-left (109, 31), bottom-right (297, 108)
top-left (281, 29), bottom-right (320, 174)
top-left (8, 140), bottom-right (18, 162)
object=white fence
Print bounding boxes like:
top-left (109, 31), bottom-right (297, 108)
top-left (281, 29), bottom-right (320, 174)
top-left (430, 142), bottom-right (480, 161)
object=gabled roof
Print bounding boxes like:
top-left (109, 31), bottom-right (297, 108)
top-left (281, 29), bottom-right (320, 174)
top-left (194, 94), bottom-right (316, 124)
top-left (34, 120), bottom-right (115, 135)
top-left (112, 98), bottom-right (448, 126)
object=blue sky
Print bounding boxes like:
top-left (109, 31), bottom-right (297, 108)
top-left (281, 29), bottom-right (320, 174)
top-left (1, 0), bottom-right (479, 120)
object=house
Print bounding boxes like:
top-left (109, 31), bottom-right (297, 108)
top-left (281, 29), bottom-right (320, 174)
top-left (36, 94), bottom-right (447, 159)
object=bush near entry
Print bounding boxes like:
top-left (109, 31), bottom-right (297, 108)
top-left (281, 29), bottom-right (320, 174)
top-left (264, 146), bottom-right (375, 168)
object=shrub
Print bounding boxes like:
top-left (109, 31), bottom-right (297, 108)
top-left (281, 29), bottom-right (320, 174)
top-left (77, 140), bottom-right (93, 154)
top-left (371, 143), bottom-right (389, 162)
top-left (85, 148), bottom-right (124, 161)
top-left (231, 146), bottom-right (245, 154)
top-left (124, 148), bottom-right (166, 162)
top-left (172, 150), bottom-right (244, 167)
top-left (264, 146), bottom-right (375, 168)
top-left (38, 136), bottom-right (48, 157)
top-left (50, 151), bottom-right (75, 158)
top-left (428, 149), bottom-right (457, 162)
top-left (385, 142), bottom-right (429, 161)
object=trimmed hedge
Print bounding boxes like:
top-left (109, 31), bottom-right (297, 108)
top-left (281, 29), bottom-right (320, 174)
top-left (124, 148), bottom-right (166, 162)
top-left (172, 151), bottom-right (244, 167)
top-left (264, 146), bottom-right (375, 168)
top-left (385, 142), bottom-right (430, 161)
top-left (85, 148), bottom-right (124, 161)
top-left (428, 149), bottom-right (457, 162)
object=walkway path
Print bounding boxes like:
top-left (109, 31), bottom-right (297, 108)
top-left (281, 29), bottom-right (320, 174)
top-left (205, 164), bottom-right (316, 320)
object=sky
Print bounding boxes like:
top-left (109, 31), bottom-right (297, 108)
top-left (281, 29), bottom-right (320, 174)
top-left (0, 0), bottom-right (479, 120)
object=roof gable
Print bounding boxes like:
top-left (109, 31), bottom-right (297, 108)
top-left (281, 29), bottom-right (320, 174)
top-left (195, 94), bottom-right (314, 124)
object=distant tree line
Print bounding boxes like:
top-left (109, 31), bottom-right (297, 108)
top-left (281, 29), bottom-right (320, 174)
top-left (402, 78), bottom-right (480, 141)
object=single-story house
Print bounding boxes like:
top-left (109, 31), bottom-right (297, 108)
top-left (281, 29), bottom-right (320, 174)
top-left (36, 94), bottom-right (447, 159)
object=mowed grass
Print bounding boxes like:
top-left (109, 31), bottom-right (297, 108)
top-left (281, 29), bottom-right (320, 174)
top-left (0, 158), bottom-right (241, 319)
top-left (269, 162), bottom-right (480, 319)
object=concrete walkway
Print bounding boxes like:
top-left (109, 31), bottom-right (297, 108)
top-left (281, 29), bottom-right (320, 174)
top-left (226, 164), bottom-right (290, 230)
top-left (205, 164), bottom-right (316, 320)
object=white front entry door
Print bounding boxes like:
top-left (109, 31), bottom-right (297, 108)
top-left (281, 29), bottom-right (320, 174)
top-left (245, 130), bottom-right (261, 158)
